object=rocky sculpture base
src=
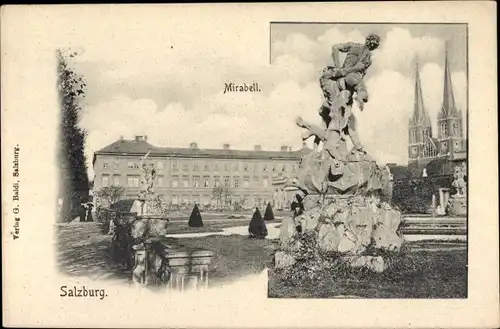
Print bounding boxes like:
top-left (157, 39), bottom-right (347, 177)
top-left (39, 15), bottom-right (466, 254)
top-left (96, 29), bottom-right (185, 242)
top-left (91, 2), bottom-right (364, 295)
top-left (276, 182), bottom-right (403, 274)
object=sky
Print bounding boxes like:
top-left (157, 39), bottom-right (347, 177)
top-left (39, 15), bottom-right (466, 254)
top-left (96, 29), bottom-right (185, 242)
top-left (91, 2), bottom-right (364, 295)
top-left (71, 23), bottom-right (467, 177)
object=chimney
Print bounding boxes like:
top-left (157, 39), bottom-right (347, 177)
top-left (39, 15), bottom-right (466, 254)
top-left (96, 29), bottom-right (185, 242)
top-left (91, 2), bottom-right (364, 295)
top-left (223, 143), bottom-right (230, 150)
top-left (190, 142), bottom-right (198, 149)
top-left (302, 141), bottom-right (307, 148)
top-left (135, 135), bottom-right (145, 142)
top-left (288, 146), bottom-right (293, 152)
top-left (144, 135), bottom-right (148, 142)
top-left (280, 145), bottom-right (289, 151)
top-left (254, 145), bottom-right (262, 151)
top-left (119, 135), bottom-right (124, 140)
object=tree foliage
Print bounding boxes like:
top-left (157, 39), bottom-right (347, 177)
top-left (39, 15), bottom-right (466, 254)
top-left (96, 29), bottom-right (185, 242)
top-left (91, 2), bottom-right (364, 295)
top-left (392, 176), bottom-right (454, 214)
top-left (57, 48), bottom-right (89, 221)
top-left (211, 185), bottom-right (232, 210)
top-left (95, 186), bottom-right (126, 206)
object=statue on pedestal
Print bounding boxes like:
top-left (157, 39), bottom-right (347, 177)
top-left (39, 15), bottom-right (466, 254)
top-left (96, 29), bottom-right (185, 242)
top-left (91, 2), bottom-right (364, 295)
top-left (275, 34), bottom-right (404, 274)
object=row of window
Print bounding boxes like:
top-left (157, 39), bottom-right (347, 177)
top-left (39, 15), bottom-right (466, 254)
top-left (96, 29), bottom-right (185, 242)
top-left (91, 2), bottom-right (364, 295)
top-left (409, 140), bottom-right (461, 159)
top-left (100, 175), bottom-right (271, 189)
top-left (409, 122), bottom-right (461, 143)
top-left (101, 160), bottom-right (297, 173)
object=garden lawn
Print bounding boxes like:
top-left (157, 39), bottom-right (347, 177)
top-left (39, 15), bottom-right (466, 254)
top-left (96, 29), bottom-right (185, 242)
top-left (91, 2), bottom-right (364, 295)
top-left (268, 241), bottom-right (467, 299)
top-left (166, 219), bottom-right (283, 234)
top-left (163, 234), bottom-right (277, 285)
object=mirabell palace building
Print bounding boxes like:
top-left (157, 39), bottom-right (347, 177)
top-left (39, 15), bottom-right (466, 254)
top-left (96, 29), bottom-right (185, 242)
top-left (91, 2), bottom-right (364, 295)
top-left (92, 138), bottom-right (311, 209)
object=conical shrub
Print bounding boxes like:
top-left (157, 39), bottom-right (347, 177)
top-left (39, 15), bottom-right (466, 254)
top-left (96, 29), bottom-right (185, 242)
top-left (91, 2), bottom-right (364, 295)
top-left (248, 207), bottom-right (267, 239)
top-left (264, 202), bottom-right (275, 221)
top-left (188, 204), bottom-right (204, 227)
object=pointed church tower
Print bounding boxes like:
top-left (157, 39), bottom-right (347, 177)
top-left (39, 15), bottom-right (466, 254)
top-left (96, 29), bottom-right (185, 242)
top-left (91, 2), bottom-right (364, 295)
top-left (408, 60), bottom-right (433, 164)
top-left (437, 41), bottom-right (464, 157)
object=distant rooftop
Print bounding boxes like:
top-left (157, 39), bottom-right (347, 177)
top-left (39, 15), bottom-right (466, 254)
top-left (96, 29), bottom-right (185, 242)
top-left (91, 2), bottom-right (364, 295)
top-left (93, 136), bottom-right (312, 164)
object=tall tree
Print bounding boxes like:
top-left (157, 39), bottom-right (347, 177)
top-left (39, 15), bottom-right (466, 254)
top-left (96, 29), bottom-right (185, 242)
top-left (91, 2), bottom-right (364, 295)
top-left (57, 49), bottom-right (89, 221)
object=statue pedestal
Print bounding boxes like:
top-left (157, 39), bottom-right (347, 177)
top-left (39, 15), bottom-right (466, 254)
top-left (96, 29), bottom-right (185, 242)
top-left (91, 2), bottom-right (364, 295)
top-left (447, 195), bottom-right (467, 216)
top-left (277, 193), bottom-right (403, 273)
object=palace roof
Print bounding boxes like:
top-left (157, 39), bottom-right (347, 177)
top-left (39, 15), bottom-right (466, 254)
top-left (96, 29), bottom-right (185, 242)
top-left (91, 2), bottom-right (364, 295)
top-left (94, 138), bottom-right (312, 163)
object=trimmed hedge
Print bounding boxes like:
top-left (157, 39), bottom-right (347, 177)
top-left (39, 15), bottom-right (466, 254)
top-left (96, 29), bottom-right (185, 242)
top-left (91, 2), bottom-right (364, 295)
top-left (392, 176), bottom-right (454, 214)
top-left (264, 202), bottom-right (275, 221)
top-left (188, 204), bottom-right (204, 227)
top-left (248, 208), bottom-right (268, 239)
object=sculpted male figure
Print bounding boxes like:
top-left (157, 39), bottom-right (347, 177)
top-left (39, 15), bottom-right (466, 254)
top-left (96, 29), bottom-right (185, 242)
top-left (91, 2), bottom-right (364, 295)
top-left (310, 34), bottom-right (381, 154)
top-left (323, 33), bottom-right (381, 111)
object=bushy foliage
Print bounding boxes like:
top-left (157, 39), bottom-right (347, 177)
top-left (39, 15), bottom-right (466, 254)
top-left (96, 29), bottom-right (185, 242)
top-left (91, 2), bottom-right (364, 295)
top-left (95, 186), bottom-right (125, 206)
top-left (248, 208), bottom-right (267, 238)
top-left (264, 202), bottom-right (275, 221)
top-left (188, 204), bottom-right (204, 227)
top-left (57, 48), bottom-right (89, 221)
top-left (392, 176), bottom-right (454, 214)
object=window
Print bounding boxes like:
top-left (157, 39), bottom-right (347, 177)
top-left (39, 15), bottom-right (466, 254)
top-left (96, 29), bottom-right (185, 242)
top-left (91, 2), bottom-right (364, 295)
top-left (453, 122), bottom-right (460, 136)
top-left (204, 164), bottom-right (209, 171)
top-left (128, 162), bottom-right (134, 169)
top-left (254, 164), bottom-right (259, 172)
top-left (234, 163), bottom-right (239, 172)
top-left (182, 163), bottom-right (188, 171)
top-left (193, 177), bottom-right (200, 188)
top-left (193, 163), bottom-right (199, 171)
top-left (411, 130), bottom-right (416, 142)
top-left (133, 163), bottom-right (139, 169)
top-left (272, 165), bottom-right (276, 172)
top-left (223, 176), bottom-right (230, 187)
top-left (454, 141), bottom-right (461, 150)
top-left (183, 178), bottom-right (189, 188)
top-left (203, 177), bottom-right (210, 188)
top-left (172, 162), bottom-right (178, 171)
top-left (253, 177), bottom-right (259, 187)
top-left (244, 164), bottom-right (248, 172)
top-left (214, 177), bottom-right (221, 187)
top-left (102, 175), bottom-right (109, 187)
top-left (127, 176), bottom-right (139, 187)
top-left (157, 161), bottom-right (163, 169)
top-left (244, 179), bottom-right (250, 188)
top-left (441, 123), bottom-right (448, 138)
top-left (172, 195), bottom-right (178, 205)
top-left (113, 175), bottom-right (120, 186)
top-left (157, 176), bottom-right (164, 187)
top-left (224, 163), bottom-right (229, 171)
top-left (233, 177), bottom-right (240, 188)
top-left (172, 179), bottom-right (179, 188)
top-left (263, 178), bottom-right (268, 187)
top-left (103, 162), bottom-right (109, 168)
top-left (292, 165), bottom-right (297, 173)
top-left (113, 161), bottom-right (120, 169)
top-left (214, 164), bottom-right (219, 171)
top-left (263, 164), bottom-right (267, 172)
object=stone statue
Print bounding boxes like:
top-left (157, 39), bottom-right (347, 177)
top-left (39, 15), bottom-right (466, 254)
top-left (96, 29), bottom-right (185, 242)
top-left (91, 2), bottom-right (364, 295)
top-left (304, 34), bottom-right (381, 154)
top-left (452, 164), bottom-right (467, 197)
top-left (276, 34), bottom-right (403, 274)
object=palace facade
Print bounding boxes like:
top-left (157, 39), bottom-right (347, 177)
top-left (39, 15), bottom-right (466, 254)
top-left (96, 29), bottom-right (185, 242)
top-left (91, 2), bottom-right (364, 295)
top-left (92, 137), bottom-right (311, 209)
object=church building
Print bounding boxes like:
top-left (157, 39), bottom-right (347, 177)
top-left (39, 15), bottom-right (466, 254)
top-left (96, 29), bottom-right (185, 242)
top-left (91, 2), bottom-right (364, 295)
top-left (403, 43), bottom-right (467, 178)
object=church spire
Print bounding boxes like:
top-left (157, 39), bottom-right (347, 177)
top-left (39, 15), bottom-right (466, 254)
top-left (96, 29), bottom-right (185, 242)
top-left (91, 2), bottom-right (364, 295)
top-left (440, 41), bottom-right (458, 117)
top-left (411, 59), bottom-right (431, 126)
